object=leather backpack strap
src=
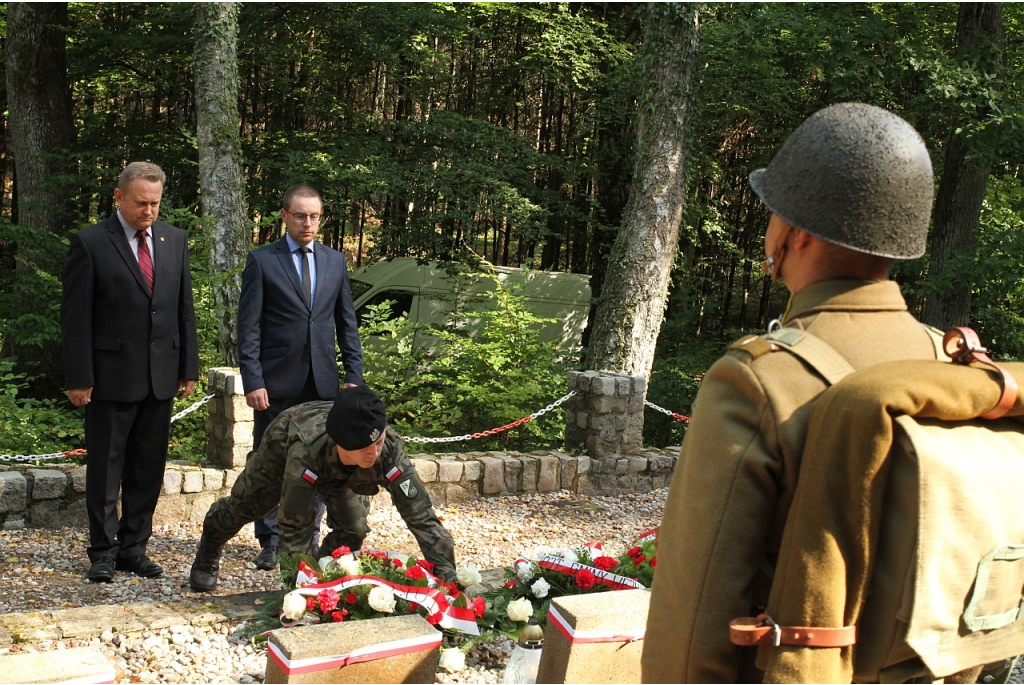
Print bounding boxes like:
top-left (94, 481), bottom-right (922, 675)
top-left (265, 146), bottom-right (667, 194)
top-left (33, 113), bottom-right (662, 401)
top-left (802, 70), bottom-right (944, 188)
top-left (763, 327), bottom-right (855, 386)
top-left (730, 614), bottom-right (856, 648)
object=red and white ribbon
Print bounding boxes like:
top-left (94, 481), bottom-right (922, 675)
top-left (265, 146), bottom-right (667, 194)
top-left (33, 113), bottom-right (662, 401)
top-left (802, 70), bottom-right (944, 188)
top-left (537, 555), bottom-right (646, 591)
top-left (293, 575), bottom-right (479, 635)
top-left (637, 528), bottom-right (658, 544)
top-left (548, 605), bottom-right (645, 644)
top-left (269, 631), bottom-right (441, 675)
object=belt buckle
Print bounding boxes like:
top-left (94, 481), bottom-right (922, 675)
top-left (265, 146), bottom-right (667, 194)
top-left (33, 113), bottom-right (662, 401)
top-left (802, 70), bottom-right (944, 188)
top-left (760, 615), bottom-right (782, 647)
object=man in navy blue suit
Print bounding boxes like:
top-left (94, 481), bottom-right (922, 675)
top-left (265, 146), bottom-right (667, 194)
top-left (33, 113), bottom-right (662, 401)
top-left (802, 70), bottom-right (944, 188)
top-left (237, 184), bottom-right (364, 570)
top-left (62, 161), bottom-right (199, 583)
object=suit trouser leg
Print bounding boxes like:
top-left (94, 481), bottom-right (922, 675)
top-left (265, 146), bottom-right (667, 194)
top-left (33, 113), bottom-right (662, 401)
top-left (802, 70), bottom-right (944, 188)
top-left (118, 393), bottom-right (172, 558)
top-left (254, 370), bottom-right (326, 551)
top-left (84, 394), bottom-right (171, 562)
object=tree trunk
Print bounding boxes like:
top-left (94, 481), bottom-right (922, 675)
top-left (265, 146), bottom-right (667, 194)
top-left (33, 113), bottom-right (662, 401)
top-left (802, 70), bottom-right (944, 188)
top-left (923, 2), bottom-right (1003, 330)
top-left (3, 2), bottom-right (76, 396)
top-left (585, 3), bottom-right (701, 379)
top-left (194, 2), bottom-right (248, 366)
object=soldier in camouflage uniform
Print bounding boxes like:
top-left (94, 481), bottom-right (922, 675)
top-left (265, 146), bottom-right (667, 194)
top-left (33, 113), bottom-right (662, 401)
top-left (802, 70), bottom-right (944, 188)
top-left (189, 385), bottom-right (456, 592)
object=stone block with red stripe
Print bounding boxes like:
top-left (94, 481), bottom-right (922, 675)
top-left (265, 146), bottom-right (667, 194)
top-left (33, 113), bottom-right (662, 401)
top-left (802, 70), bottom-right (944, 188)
top-left (536, 589), bottom-right (650, 684)
top-left (265, 614), bottom-right (440, 684)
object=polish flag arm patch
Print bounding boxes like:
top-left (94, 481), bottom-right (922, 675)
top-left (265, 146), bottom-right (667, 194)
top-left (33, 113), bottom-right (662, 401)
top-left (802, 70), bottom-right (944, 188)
top-left (386, 466), bottom-right (402, 482)
top-left (302, 469), bottom-right (318, 484)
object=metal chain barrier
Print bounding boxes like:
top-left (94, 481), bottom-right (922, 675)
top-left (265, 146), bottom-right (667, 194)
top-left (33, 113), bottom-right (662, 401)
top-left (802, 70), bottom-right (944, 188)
top-left (0, 393), bottom-right (217, 463)
top-left (170, 393), bottom-right (216, 423)
top-left (3, 391), bottom-right (688, 460)
top-left (644, 399), bottom-right (690, 422)
top-left (403, 390), bottom-right (578, 444)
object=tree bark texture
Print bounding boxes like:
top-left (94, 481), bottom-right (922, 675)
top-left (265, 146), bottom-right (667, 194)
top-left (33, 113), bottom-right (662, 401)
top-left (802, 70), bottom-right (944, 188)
top-left (4, 2), bottom-right (76, 393)
top-left (194, 2), bottom-right (248, 366)
top-left (585, 3), bottom-right (701, 380)
top-left (923, 2), bottom-right (1003, 330)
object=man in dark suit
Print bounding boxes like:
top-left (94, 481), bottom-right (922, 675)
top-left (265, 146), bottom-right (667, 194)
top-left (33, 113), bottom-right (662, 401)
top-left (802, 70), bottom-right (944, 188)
top-left (237, 184), bottom-right (364, 570)
top-left (61, 161), bottom-right (199, 583)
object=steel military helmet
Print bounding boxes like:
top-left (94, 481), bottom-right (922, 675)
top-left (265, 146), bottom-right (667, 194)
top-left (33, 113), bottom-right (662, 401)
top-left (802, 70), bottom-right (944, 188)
top-left (749, 102), bottom-right (934, 259)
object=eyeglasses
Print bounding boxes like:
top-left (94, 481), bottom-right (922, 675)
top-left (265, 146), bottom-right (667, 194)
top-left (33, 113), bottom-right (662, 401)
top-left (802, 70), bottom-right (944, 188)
top-left (285, 209), bottom-right (323, 224)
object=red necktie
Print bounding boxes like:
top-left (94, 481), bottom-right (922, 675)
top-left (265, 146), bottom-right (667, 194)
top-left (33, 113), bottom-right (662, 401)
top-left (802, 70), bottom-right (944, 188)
top-left (136, 230), bottom-right (154, 295)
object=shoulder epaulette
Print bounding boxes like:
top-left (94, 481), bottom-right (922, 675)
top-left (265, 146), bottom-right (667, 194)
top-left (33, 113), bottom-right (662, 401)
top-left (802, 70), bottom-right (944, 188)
top-left (728, 334), bottom-right (776, 362)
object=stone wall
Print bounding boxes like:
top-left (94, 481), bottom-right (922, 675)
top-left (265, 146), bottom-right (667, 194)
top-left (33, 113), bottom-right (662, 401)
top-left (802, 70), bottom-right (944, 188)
top-left (0, 446), bottom-right (679, 530)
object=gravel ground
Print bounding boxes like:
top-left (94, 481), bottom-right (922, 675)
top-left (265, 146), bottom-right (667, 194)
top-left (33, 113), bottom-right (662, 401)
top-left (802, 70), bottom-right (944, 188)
top-left (0, 489), bottom-right (667, 683)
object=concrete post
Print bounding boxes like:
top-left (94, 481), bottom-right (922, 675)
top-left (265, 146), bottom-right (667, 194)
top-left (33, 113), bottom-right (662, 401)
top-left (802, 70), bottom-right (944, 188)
top-left (204, 367), bottom-right (253, 468)
top-left (564, 370), bottom-right (646, 459)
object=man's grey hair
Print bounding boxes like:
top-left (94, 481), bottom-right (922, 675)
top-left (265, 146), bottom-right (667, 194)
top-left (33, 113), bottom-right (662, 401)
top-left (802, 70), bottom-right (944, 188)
top-left (119, 161), bottom-right (166, 191)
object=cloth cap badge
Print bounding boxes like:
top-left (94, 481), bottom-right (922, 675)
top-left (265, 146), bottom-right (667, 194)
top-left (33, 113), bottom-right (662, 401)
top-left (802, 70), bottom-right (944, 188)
top-left (370, 428), bottom-right (381, 442)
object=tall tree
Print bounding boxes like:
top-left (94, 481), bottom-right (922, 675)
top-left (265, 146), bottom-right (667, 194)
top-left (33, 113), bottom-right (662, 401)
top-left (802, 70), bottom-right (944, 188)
top-left (585, 3), bottom-right (701, 379)
top-left (194, 2), bottom-right (248, 365)
top-left (3, 2), bottom-right (76, 394)
top-left (923, 2), bottom-right (1004, 330)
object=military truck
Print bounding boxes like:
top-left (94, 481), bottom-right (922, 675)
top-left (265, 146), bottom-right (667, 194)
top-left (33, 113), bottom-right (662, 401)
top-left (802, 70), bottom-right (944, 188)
top-left (349, 257), bottom-right (591, 353)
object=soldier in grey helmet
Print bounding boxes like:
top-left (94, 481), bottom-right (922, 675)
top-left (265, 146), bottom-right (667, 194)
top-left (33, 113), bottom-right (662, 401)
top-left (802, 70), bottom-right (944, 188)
top-left (643, 103), bottom-right (942, 683)
top-left (189, 385), bottom-right (456, 592)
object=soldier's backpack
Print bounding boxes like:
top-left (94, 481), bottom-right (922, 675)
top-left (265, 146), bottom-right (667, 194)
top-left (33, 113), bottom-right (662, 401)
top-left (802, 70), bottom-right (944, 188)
top-left (730, 325), bottom-right (1024, 683)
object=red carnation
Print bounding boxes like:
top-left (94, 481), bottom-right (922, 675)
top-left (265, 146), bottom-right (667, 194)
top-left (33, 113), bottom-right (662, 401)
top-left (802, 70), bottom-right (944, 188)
top-left (504, 580), bottom-right (517, 589)
top-left (473, 596), bottom-right (486, 618)
top-left (426, 612), bottom-right (442, 625)
top-left (331, 546), bottom-right (352, 559)
top-left (331, 610), bottom-right (348, 623)
top-left (317, 589), bottom-right (340, 613)
top-left (410, 602), bottom-right (420, 611)
top-left (575, 569), bottom-right (596, 590)
top-left (417, 559), bottom-right (435, 573)
top-left (650, 556), bottom-right (657, 568)
top-left (405, 565), bottom-right (427, 580)
top-left (627, 546), bottom-right (641, 558)
top-left (299, 561), bottom-right (314, 572)
top-left (593, 556), bottom-right (617, 571)
top-left (306, 596), bottom-right (318, 611)
top-left (345, 592), bottom-right (359, 605)
top-left (392, 557), bottom-right (403, 567)
top-left (633, 554), bottom-right (647, 566)
top-left (371, 551), bottom-right (387, 560)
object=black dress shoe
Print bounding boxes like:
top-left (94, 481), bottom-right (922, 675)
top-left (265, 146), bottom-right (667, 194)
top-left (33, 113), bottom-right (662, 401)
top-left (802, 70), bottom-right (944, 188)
top-left (253, 545), bottom-right (278, 570)
top-left (115, 555), bottom-right (163, 578)
top-left (87, 557), bottom-right (115, 583)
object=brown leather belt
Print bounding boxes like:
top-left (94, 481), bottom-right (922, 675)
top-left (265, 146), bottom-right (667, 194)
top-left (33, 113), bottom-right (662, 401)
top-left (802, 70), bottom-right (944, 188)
top-left (729, 614), bottom-right (856, 648)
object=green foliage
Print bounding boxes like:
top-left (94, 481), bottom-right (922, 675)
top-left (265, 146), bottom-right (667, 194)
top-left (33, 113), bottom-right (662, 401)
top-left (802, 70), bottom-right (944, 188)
top-left (360, 271), bottom-right (574, 453)
top-left (950, 176), bottom-right (1024, 360)
top-left (0, 358), bottom-right (84, 458)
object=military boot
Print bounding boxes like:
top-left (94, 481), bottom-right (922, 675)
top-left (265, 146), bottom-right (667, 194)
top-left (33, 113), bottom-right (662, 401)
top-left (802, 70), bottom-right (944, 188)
top-left (189, 533), bottom-right (223, 593)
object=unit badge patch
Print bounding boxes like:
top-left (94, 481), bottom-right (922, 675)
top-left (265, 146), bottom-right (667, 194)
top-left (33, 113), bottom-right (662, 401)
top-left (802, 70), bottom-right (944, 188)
top-left (399, 478), bottom-right (418, 499)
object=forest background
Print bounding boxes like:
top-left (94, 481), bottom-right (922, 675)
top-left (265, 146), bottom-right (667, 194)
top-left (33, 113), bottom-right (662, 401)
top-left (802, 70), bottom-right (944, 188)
top-left (0, 2), bottom-right (1021, 461)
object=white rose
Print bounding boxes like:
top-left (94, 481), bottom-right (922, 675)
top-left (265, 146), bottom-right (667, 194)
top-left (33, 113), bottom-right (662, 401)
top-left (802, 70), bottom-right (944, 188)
top-left (367, 585), bottom-right (396, 613)
top-left (438, 647), bottom-right (466, 674)
top-left (336, 554), bottom-right (361, 577)
top-left (456, 564), bottom-right (482, 586)
top-left (530, 577), bottom-right (550, 599)
top-left (506, 597), bottom-right (533, 623)
top-left (281, 591), bottom-right (308, 621)
top-left (318, 556), bottom-right (336, 572)
top-left (515, 562), bottom-right (535, 583)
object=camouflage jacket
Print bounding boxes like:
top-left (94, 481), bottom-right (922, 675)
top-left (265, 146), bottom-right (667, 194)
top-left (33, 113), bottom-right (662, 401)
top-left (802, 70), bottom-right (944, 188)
top-left (268, 401), bottom-right (457, 579)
